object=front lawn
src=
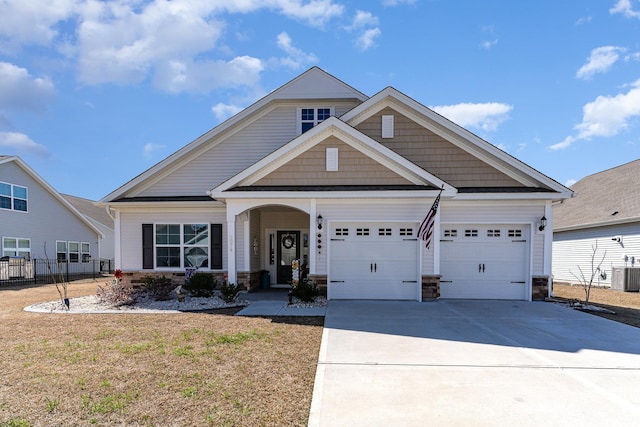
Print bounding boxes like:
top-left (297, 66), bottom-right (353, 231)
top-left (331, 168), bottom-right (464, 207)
top-left (0, 280), bottom-right (323, 426)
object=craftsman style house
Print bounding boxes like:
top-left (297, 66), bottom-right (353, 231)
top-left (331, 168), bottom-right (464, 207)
top-left (100, 67), bottom-right (571, 301)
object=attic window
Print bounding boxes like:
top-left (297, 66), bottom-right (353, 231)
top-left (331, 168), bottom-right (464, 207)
top-left (326, 148), bottom-right (338, 171)
top-left (382, 115), bottom-right (394, 138)
top-left (299, 107), bottom-right (333, 134)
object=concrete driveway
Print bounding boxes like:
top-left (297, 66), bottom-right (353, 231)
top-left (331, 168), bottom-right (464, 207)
top-left (308, 300), bottom-right (640, 426)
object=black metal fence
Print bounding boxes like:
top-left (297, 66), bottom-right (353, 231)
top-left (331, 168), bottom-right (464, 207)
top-left (0, 258), bottom-right (115, 287)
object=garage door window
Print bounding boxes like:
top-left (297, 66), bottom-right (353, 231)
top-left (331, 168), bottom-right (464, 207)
top-left (508, 229), bottom-right (523, 237)
top-left (487, 229), bottom-right (501, 237)
top-left (356, 228), bottom-right (370, 236)
top-left (465, 229), bottom-right (478, 237)
top-left (378, 228), bottom-right (392, 236)
top-left (399, 228), bottom-right (414, 236)
top-left (335, 228), bottom-right (349, 236)
top-left (444, 229), bottom-right (457, 237)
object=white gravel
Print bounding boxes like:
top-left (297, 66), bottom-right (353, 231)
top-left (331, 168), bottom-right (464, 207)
top-left (24, 294), bottom-right (250, 314)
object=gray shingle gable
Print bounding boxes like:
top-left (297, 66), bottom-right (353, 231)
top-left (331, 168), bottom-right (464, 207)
top-left (554, 159), bottom-right (640, 230)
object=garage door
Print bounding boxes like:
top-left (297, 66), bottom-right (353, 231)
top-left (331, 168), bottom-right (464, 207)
top-left (440, 225), bottom-right (529, 300)
top-left (329, 222), bottom-right (419, 300)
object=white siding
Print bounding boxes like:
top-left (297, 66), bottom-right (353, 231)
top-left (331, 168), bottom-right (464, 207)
top-left (119, 208), bottom-right (226, 271)
top-left (0, 161), bottom-right (100, 260)
top-left (441, 201), bottom-right (546, 274)
top-left (317, 199), bottom-right (435, 275)
top-left (553, 223), bottom-right (640, 286)
top-left (137, 101), bottom-right (361, 197)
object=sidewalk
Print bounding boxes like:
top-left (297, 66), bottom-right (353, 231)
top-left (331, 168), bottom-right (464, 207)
top-left (235, 289), bottom-right (327, 316)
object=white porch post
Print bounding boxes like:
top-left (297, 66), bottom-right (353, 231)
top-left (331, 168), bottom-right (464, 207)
top-left (542, 201), bottom-right (553, 298)
top-left (114, 209), bottom-right (121, 269)
top-left (309, 199), bottom-right (317, 274)
top-left (227, 211), bottom-right (236, 285)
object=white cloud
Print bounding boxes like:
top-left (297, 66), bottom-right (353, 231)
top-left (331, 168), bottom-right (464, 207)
top-left (275, 32), bottom-right (318, 69)
top-left (431, 102), bottom-right (513, 132)
top-left (0, 132), bottom-right (49, 157)
top-left (576, 16), bottom-right (592, 25)
top-left (348, 10), bottom-right (379, 29)
top-left (143, 142), bottom-right (165, 159)
top-left (153, 56), bottom-right (264, 94)
top-left (625, 52), bottom-right (640, 62)
top-left (0, 0), bottom-right (343, 93)
top-left (212, 103), bottom-right (244, 121)
top-left (382, 0), bottom-right (416, 5)
top-left (0, 0), bottom-right (78, 52)
top-left (576, 46), bottom-right (625, 79)
top-left (550, 79), bottom-right (640, 150)
top-left (610, 0), bottom-right (640, 18)
top-left (480, 39), bottom-right (498, 49)
top-left (565, 179), bottom-right (577, 187)
top-left (355, 28), bottom-right (381, 51)
top-left (0, 62), bottom-right (56, 112)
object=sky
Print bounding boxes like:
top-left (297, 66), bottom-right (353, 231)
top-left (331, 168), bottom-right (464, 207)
top-left (1, 0), bottom-right (639, 201)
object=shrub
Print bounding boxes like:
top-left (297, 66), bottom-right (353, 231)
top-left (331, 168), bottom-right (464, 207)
top-left (142, 275), bottom-right (174, 301)
top-left (220, 282), bottom-right (241, 303)
top-left (97, 280), bottom-right (136, 307)
top-left (183, 272), bottom-right (217, 297)
top-left (292, 279), bottom-right (320, 303)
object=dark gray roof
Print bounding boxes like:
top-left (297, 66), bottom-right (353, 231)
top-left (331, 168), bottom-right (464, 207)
top-left (62, 194), bottom-right (114, 229)
top-left (553, 159), bottom-right (640, 230)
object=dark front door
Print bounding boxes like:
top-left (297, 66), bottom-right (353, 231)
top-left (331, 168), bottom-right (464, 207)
top-left (277, 231), bottom-right (300, 284)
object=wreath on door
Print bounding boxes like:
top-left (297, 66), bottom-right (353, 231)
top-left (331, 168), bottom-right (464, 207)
top-left (282, 235), bottom-right (295, 249)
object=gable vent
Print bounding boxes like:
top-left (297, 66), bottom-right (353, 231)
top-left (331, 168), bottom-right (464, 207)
top-left (326, 147), bottom-right (338, 171)
top-left (382, 115), bottom-right (394, 138)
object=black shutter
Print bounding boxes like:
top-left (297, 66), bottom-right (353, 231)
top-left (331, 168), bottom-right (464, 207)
top-left (210, 224), bottom-right (223, 269)
top-left (142, 224), bottom-right (154, 269)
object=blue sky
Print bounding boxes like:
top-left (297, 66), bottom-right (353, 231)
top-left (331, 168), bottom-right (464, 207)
top-left (1, 0), bottom-right (639, 201)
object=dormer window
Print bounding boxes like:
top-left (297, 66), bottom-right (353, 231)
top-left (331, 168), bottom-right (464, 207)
top-left (298, 107), bottom-right (333, 134)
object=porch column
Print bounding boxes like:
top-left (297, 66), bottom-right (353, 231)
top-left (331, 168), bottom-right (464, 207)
top-left (309, 199), bottom-right (317, 274)
top-left (114, 209), bottom-right (121, 269)
top-left (227, 211), bottom-right (236, 285)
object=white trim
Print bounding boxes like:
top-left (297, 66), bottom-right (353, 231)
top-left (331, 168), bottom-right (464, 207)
top-left (381, 114), bottom-right (394, 138)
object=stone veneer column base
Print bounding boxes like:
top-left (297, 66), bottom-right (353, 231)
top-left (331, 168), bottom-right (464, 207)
top-left (422, 275), bottom-right (441, 301)
top-left (120, 271), bottom-right (228, 288)
top-left (531, 275), bottom-right (550, 301)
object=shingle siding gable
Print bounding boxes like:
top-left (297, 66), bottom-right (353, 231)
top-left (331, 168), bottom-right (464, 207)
top-left (356, 107), bottom-right (524, 188)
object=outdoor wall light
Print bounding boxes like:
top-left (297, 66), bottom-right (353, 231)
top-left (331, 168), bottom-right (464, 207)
top-left (317, 214), bottom-right (323, 230)
top-left (538, 215), bottom-right (547, 231)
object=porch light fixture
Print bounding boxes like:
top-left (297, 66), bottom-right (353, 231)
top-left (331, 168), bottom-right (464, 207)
top-left (538, 215), bottom-right (547, 231)
top-left (317, 214), bottom-right (323, 230)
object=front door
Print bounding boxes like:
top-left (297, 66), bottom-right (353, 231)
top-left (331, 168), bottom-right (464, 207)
top-left (277, 231), bottom-right (300, 285)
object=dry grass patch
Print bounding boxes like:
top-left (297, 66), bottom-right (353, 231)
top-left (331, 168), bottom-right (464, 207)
top-left (0, 280), bottom-right (323, 426)
top-left (552, 282), bottom-right (640, 328)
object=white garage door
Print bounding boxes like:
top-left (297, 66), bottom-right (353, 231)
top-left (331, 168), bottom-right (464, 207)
top-left (440, 225), bottom-right (529, 300)
top-left (329, 222), bottom-right (419, 300)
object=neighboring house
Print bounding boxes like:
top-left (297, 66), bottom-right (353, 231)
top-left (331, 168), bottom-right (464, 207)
top-left (99, 67), bottom-right (571, 301)
top-left (553, 159), bottom-right (640, 288)
top-left (62, 193), bottom-right (115, 262)
top-left (0, 155), bottom-right (103, 281)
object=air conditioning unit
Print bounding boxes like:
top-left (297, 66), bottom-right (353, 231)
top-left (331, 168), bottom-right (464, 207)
top-left (611, 267), bottom-right (640, 292)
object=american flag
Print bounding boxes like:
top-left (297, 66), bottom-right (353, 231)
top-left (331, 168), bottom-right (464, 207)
top-left (418, 190), bottom-right (442, 249)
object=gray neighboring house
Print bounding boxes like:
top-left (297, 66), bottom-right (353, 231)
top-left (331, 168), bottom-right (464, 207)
top-left (0, 155), bottom-right (103, 281)
top-left (62, 194), bottom-right (115, 262)
top-left (553, 159), bottom-right (640, 288)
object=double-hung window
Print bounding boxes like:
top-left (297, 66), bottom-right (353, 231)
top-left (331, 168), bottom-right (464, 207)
top-left (0, 182), bottom-right (27, 212)
top-left (68, 242), bottom-right (79, 263)
top-left (56, 241), bottom-right (67, 262)
top-left (155, 224), bottom-right (209, 269)
top-left (298, 107), bottom-right (332, 134)
top-left (81, 243), bottom-right (91, 262)
top-left (2, 237), bottom-right (31, 259)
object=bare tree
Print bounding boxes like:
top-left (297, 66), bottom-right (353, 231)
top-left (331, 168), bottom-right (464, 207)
top-left (570, 240), bottom-right (607, 306)
top-left (43, 242), bottom-right (69, 310)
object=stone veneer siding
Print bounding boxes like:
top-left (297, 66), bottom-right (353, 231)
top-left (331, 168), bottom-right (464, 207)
top-left (422, 275), bottom-right (441, 301)
top-left (531, 275), bottom-right (549, 301)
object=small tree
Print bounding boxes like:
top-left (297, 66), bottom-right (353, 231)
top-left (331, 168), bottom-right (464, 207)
top-left (43, 242), bottom-right (69, 310)
top-left (570, 240), bottom-right (607, 305)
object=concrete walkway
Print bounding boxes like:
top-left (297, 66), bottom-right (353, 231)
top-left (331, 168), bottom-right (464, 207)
top-left (308, 300), bottom-right (640, 426)
top-left (235, 289), bottom-right (327, 316)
